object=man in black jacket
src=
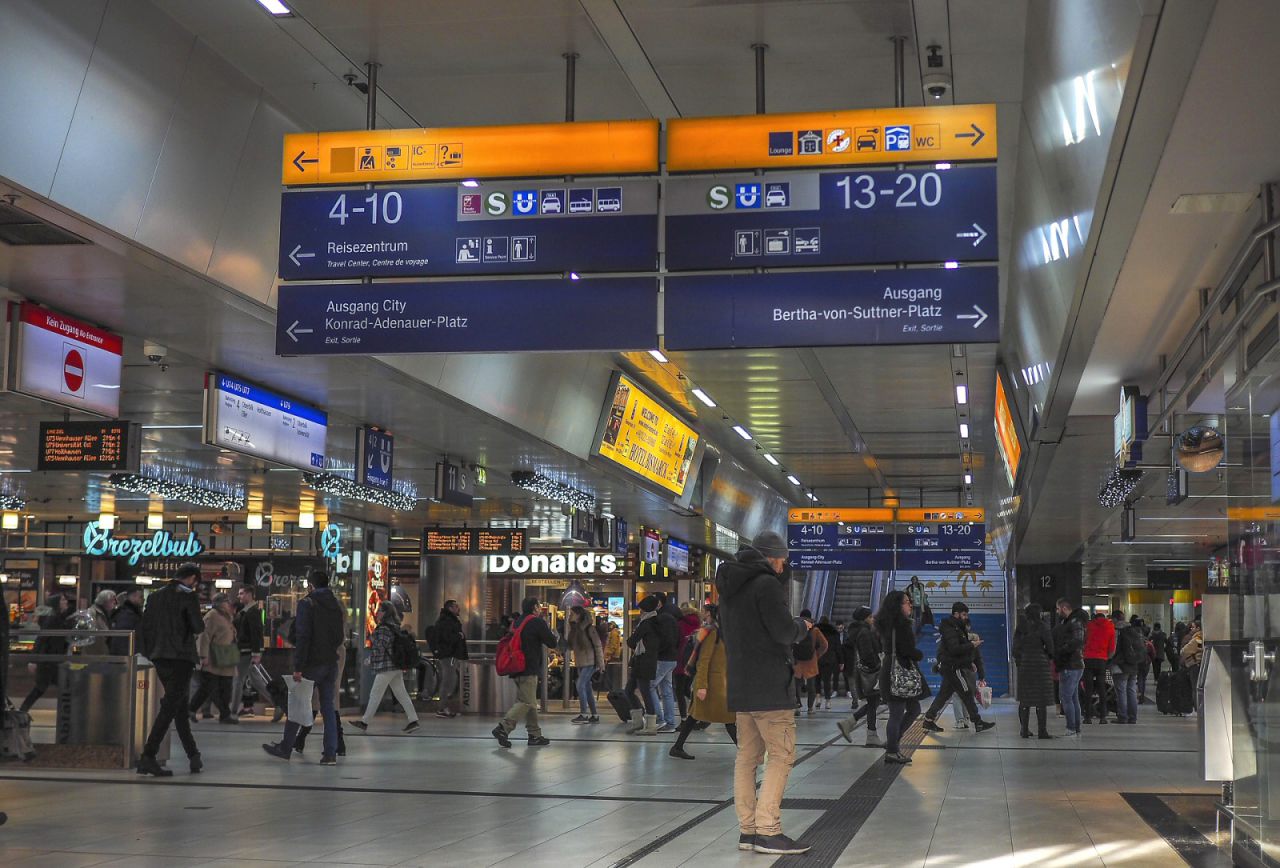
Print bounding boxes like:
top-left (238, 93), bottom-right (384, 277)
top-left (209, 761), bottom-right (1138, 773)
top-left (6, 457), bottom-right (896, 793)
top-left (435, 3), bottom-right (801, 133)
top-left (231, 585), bottom-right (265, 717)
top-left (650, 593), bottom-right (681, 733)
top-left (715, 530), bottom-right (812, 857)
top-left (108, 589), bottom-right (144, 656)
top-left (138, 563), bottom-right (205, 776)
top-left (492, 597), bottom-right (557, 748)
top-left (433, 600), bottom-right (468, 718)
top-left (921, 602), bottom-right (994, 734)
top-left (1053, 599), bottom-right (1088, 735)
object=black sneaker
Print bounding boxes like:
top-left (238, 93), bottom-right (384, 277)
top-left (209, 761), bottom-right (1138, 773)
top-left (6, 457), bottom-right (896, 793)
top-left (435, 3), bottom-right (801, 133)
top-left (262, 742), bottom-right (291, 761)
top-left (528, 736), bottom-right (551, 746)
top-left (753, 834), bottom-right (811, 855)
top-left (349, 720), bottom-right (368, 732)
top-left (974, 720), bottom-right (996, 733)
top-left (921, 719), bottom-right (944, 733)
top-left (884, 751), bottom-right (913, 765)
top-left (218, 717), bottom-right (239, 725)
top-left (492, 725), bottom-right (511, 748)
top-left (669, 746), bottom-right (695, 760)
top-left (587, 716), bottom-right (600, 723)
top-left (189, 753), bottom-right (203, 774)
top-left (404, 720), bottom-right (420, 733)
top-left (136, 754), bottom-right (173, 777)
top-left (319, 755), bottom-right (337, 766)
top-left (570, 714), bottom-right (590, 724)
top-left (738, 834), bottom-right (755, 851)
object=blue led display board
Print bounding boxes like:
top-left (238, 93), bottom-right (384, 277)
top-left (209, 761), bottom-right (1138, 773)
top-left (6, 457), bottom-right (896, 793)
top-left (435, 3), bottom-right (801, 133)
top-left (665, 166), bottom-right (996, 270)
top-left (275, 278), bottom-right (658, 355)
top-left (278, 180), bottom-right (658, 280)
top-left (665, 267), bottom-right (998, 350)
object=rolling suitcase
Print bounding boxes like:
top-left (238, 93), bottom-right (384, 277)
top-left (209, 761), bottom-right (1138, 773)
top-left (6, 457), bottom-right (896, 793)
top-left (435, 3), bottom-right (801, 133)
top-left (1170, 669), bottom-right (1195, 715)
top-left (607, 689), bottom-right (634, 723)
top-left (1156, 670), bottom-right (1174, 714)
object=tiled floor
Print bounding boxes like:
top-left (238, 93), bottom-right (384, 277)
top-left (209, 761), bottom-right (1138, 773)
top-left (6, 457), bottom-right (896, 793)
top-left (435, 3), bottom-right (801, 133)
top-left (0, 698), bottom-right (1216, 866)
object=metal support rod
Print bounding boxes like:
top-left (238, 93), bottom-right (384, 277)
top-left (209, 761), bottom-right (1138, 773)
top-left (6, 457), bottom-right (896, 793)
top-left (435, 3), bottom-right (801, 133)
top-left (1264, 183), bottom-right (1277, 285)
top-left (752, 44), bottom-right (767, 114)
top-left (891, 36), bottom-right (907, 108)
top-left (365, 62), bottom-right (380, 130)
top-left (563, 53), bottom-right (578, 122)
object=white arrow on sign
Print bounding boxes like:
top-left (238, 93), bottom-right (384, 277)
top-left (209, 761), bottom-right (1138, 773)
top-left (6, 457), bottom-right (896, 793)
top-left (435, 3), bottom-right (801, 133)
top-left (288, 244), bottom-right (315, 267)
top-left (955, 223), bottom-right (988, 247)
top-left (285, 320), bottom-right (314, 343)
top-left (956, 305), bottom-right (989, 329)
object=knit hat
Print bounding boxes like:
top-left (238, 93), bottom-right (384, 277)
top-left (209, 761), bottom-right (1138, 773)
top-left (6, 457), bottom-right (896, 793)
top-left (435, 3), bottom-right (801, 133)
top-left (638, 595), bottom-right (661, 613)
top-left (750, 529), bottom-right (789, 560)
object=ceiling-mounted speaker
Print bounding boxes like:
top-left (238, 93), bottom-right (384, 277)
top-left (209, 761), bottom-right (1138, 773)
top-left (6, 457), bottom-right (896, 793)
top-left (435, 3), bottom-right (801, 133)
top-left (1175, 426), bottom-right (1225, 472)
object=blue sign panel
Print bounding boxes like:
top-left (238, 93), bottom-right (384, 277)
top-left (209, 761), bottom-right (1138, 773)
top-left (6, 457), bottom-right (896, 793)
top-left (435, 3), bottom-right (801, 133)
top-left (666, 166), bottom-right (996, 270)
top-left (275, 278), bottom-right (658, 355)
top-left (896, 523), bottom-right (985, 550)
top-left (358, 426), bottom-right (394, 491)
top-left (787, 522), bottom-right (892, 551)
top-left (665, 267), bottom-right (999, 350)
top-left (279, 181), bottom-right (658, 280)
top-left (895, 550), bottom-right (986, 571)
top-left (790, 550), bottom-right (895, 571)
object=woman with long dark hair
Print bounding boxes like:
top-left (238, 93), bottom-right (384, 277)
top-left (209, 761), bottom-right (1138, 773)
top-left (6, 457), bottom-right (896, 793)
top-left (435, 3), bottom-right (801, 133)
top-left (877, 590), bottom-right (930, 765)
top-left (1013, 603), bottom-right (1055, 739)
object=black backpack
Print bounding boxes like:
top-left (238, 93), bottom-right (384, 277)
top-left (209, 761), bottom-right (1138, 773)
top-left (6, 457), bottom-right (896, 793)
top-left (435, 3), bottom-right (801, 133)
top-left (1120, 627), bottom-right (1145, 667)
top-left (794, 630), bottom-right (816, 662)
top-left (390, 627), bottom-right (422, 670)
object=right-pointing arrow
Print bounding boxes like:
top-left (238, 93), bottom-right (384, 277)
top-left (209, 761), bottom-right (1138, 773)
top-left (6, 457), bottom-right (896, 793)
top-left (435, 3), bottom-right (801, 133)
top-left (955, 305), bottom-right (989, 329)
top-left (954, 223), bottom-right (988, 247)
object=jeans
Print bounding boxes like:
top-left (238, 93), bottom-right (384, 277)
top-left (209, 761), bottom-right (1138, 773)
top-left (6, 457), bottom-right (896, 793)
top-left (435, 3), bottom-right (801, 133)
top-left (654, 660), bottom-right (677, 727)
top-left (576, 665), bottom-right (598, 716)
top-left (1114, 671), bottom-right (1138, 723)
top-left (230, 653), bottom-right (254, 711)
top-left (437, 657), bottom-right (460, 713)
top-left (500, 674), bottom-right (542, 737)
top-left (308, 663), bottom-right (340, 757)
top-left (886, 698), bottom-right (921, 754)
top-left (1059, 667), bottom-right (1084, 731)
top-left (362, 670), bottom-right (419, 725)
top-left (144, 659), bottom-right (199, 759)
top-left (925, 667), bottom-right (981, 722)
top-left (189, 671), bottom-right (233, 720)
top-left (1083, 660), bottom-right (1108, 721)
top-left (734, 709), bottom-right (796, 837)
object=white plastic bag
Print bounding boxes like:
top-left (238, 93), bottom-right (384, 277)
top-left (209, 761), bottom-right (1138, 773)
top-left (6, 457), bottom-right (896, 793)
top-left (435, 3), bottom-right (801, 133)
top-left (977, 680), bottom-right (993, 709)
top-left (286, 676), bottom-right (315, 722)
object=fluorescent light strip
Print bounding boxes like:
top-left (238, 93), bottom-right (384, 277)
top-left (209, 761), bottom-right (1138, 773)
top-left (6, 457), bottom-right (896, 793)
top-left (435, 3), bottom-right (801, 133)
top-left (255, 0), bottom-right (292, 15)
top-left (691, 388), bottom-right (716, 408)
top-left (762, 453), bottom-right (779, 466)
top-left (732, 425), bottom-right (752, 440)
top-left (959, 423), bottom-right (970, 439)
top-left (955, 384), bottom-right (968, 405)
top-left (141, 425), bottom-right (203, 430)
top-left (786, 475), bottom-right (800, 485)
top-left (648, 349), bottom-right (668, 364)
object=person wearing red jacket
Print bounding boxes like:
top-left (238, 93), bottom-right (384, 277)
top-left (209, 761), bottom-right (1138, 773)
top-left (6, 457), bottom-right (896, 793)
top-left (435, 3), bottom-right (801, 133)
top-left (1082, 612), bottom-right (1116, 725)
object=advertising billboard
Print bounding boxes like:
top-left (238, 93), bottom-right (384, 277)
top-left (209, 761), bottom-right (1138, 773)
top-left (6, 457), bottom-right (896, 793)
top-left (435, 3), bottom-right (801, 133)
top-left (595, 373), bottom-right (699, 496)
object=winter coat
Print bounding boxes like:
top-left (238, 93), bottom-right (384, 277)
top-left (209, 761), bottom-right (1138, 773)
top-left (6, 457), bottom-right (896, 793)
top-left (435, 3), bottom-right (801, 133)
top-left (34, 608), bottom-right (70, 657)
top-left (715, 546), bottom-right (809, 712)
top-left (196, 608), bottom-right (238, 677)
top-left (1051, 608), bottom-right (1087, 670)
top-left (1149, 628), bottom-right (1168, 660)
top-left (1112, 622), bottom-right (1145, 675)
top-left (1180, 631), bottom-right (1204, 668)
top-left (1083, 616), bottom-right (1116, 662)
top-left (793, 626), bottom-right (829, 680)
top-left (293, 587), bottom-right (345, 676)
top-left (235, 602), bottom-right (265, 654)
top-left (845, 619), bottom-right (883, 698)
top-left (433, 609), bottom-right (469, 660)
top-left (368, 622), bottom-right (399, 672)
top-left (140, 582), bottom-right (204, 664)
top-left (507, 611), bottom-right (557, 678)
top-left (816, 622), bottom-right (841, 672)
top-left (109, 600), bottom-right (143, 656)
top-left (935, 615), bottom-right (978, 670)
top-left (1013, 618), bottom-right (1055, 706)
top-left (627, 613), bottom-right (662, 681)
top-left (690, 626), bottom-right (733, 724)
top-left (567, 616), bottom-right (604, 669)
top-left (878, 614), bottom-right (930, 700)
top-left (674, 613), bottom-right (702, 676)
top-left (604, 627), bottom-right (622, 662)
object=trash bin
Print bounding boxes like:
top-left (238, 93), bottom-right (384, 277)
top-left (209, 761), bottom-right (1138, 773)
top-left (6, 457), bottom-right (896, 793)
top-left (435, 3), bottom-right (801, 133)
top-left (461, 659), bottom-right (515, 714)
top-left (57, 660), bottom-right (167, 767)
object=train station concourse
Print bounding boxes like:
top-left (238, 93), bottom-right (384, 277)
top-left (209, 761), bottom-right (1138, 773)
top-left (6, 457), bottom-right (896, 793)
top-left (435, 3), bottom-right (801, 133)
top-left (0, 0), bottom-right (1277, 865)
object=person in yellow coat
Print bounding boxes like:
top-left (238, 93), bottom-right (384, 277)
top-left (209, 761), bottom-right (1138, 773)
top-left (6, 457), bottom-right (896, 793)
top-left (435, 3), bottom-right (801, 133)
top-left (669, 605), bottom-right (737, 760)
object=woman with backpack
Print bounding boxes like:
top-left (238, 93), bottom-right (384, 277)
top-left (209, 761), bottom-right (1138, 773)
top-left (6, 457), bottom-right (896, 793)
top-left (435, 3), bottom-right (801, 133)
top-left (351, 602), bottom-right (420, 734)
top-left (836, 606), bottom-right (883, 747)
top-left (669, 605), bottom-right (736, 760)
top-left (795, 608), bottom-right (829, 714)
top-left (567, 605), bottom-right (604, 724)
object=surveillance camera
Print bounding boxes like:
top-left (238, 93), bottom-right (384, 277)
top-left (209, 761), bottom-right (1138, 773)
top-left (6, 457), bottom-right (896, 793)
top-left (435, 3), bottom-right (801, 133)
top-left (143, 341), bottom-right (167, 365)
top-left (923, 73), bottom-right (951, 100)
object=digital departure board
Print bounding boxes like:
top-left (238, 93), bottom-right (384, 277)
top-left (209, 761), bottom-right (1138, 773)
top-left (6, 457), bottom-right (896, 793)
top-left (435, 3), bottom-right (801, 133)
top-left (37, 421), bottom-right (141, 472)
top-left (422, 527), bottom-right (529, 556)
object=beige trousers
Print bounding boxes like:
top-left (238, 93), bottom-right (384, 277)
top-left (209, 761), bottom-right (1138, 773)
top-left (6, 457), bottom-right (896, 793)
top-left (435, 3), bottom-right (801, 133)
top-left (734, 709), bottom-right (798, 837)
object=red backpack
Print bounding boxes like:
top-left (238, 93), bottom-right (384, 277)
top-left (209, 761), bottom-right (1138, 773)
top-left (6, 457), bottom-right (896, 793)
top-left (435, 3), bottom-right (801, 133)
top-left (495, 616), bottom-right (530, 676)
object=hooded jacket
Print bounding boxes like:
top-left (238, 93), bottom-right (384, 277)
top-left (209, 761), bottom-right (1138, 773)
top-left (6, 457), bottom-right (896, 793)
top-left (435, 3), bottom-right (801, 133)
top-left (714, 546), bottom-right (809, 712)
top-left (293, 587), bottom-right (345, 675)
top-left (1083, 615), bottom-right (1116, 662)
top-left (1051, 608), bottom-right (1088, 670)
top-left (433, 608), bottom-right (469, 659)
top-left (935, 615), bottom-right (977, 670)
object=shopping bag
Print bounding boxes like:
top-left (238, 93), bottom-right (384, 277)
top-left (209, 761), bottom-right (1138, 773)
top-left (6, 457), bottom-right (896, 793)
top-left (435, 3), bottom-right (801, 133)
top-left (286, 676), bottom-right (315, 722)
top-left (977, 680), bottom-right (993, 709)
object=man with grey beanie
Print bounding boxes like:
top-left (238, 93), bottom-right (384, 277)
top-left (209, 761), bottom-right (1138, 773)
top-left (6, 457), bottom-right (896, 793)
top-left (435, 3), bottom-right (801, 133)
top-left (715, 529), bottom-right (813, 857)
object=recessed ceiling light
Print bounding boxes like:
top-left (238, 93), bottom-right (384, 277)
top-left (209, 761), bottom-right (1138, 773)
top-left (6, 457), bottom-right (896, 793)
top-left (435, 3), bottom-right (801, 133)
top-left (964, 473), bottom-right (973, 485)
top-left (786, 475), bottom-right (800, 485)
top-left (460, 179), bottom-right (480, 188)
top-left (569, 272), bottom-right (580, 280)
top-left (691, 388), bottom-right (716, 408)
top-left (1170, 192), bottom-right (1256, 214)
top-left (762, 453), bottom-right (779, 466)
top-left (648, 349), bottom-right (668, 363)
top-left (944, 261), bottom-right (959, 269)
top-left (255, 0), bottom-right (293, 15)
top-left (959, 423), bottom-right (970, 439)
top-left (955, 384), bottom-right (968, 405)
top-left (732, 425), bottom-right (752, 440)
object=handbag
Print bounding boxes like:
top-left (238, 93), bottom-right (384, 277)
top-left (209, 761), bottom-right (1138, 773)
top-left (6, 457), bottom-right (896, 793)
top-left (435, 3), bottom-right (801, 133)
top-left (888, 629), bottom-right (923, 700)
top-left (210, 643), bottom-right (240, 668)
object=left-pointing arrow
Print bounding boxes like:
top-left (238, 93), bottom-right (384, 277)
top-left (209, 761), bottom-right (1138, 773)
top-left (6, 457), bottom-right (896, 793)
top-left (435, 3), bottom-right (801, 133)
top-left (288, 244), bottom-right (315, 267)
top-left (286, 320), bottom-right (314, 343)
top-left (292, 151), bottom-right (319, 173)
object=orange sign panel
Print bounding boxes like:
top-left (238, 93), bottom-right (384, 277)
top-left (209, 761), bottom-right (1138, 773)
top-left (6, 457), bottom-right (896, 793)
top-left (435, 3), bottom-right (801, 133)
top-left (667, 104), bottom-right (997, 171)
top-left (788, 508), bottom-right (895, 524)
top-left (895, 508), bottom-right (986, 523)
top-left (994, 373), bottom-right (1022, 489)
top-left (283, 119), bottom-right (660, 185)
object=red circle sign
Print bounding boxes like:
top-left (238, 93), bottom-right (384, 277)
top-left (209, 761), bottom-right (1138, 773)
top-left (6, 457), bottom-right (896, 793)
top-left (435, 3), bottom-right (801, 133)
top-left (63, 348), bottom-right (84, 393)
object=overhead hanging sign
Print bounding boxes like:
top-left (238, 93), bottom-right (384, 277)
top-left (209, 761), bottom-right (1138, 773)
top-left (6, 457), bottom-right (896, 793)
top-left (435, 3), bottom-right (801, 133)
top-left (994, 373), bottom-right (1022, 489)
top-left (356, 426), bottom-right (394, 491)
top-left (37, 420), bottom-right (141, 472)
top-left (203, 373), bottom-right (327, 471)
top-left (282, 119), bottom-right (660, 185)
top-left (6, 302), bottom-right (123, 417)
top-left (278, 180), bottom-right (659, 279)
top-left (664, 267), bottom-right (999, 351)
top-left (665, 166), bottom-right (996, 269)
top-left (666, 104), bottom-right (997, 172)
top-left (595, 373), bottom-right (699, 496)
top-left (275, 278), bottom-right (658, 355)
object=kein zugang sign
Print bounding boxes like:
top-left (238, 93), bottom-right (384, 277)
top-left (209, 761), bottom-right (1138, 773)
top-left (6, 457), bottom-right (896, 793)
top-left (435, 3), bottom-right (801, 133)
top-left (83, 521), bottom-right (205, 566)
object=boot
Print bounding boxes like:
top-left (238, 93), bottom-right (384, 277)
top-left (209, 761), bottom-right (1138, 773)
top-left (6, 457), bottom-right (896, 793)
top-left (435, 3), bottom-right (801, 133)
top-left (336, 721), bottom-right (347, 757)
top-left (865, 729), bottom-right (881, 748)
top-left (1036, 706), bottom-right (1053, 739)
top-left (635, 714), bottom-right (659, 736)
top-left (294, 725), bottom-right (311, 753)
top-left (1018, 706), bottom-right (1031, 739)
top-left (626, 708), bottom-right (645, 733)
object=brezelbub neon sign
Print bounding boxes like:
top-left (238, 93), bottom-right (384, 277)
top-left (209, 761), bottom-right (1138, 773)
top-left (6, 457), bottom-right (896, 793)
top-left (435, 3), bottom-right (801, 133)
top-left (83, 521), bottom-right (204, 566)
